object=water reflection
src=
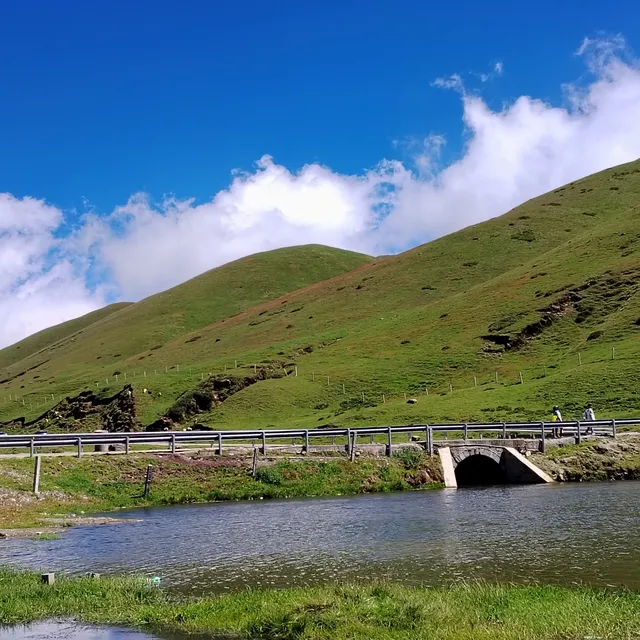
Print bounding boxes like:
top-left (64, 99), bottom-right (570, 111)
top-left (1, 482), bottom-right (640, 593)
top-left (0, 622), bottom-right (155, 639)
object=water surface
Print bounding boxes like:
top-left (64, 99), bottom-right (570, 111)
top-left (2, 482), bottom-right (639, 593)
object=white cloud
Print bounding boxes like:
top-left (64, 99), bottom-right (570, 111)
top-left (0, 195), bottom-right (104, 349)
top-left (1, 35), bottom-right (640, 349)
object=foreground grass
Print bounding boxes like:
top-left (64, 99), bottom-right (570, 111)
top-left (0, 449), bottom-right (441, 528)
top-left (2, 570), bottom-right (640, 639)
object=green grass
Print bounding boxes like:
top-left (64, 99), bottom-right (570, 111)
top-left (2, 162), bottom-right (640, 433)
top-left (2, 570), bottom-right (640, 639)
top-left (0, 451), bottom-right (442, 528)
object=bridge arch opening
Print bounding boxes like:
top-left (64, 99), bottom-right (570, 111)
top-left (454, 454), bottom-right (507, 486)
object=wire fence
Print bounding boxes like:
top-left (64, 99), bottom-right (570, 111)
top-left (0, 341), bottom-right (636, 423)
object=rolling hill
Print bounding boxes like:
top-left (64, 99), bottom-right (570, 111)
top-left (1, 160), bottom-right (640, 432)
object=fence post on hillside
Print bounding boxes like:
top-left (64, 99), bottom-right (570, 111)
top-left (235, 361), bottom-right (237, 369)
top-left (474, 376), bottom-right (477, 387)
top-left (495, 371), bottom-right (499, 384)
top-left (383, 394), bottom-right (385, 403)
top-left (519, 372), bottom-right (524, 385)
top-left (361, 392), bottom-right (365, 403)
top-left (177, 365), bottom-right (180, 373)
top-left (544, 366), bottom-right (547, 377)
top-left (612, 346), bottom-right (616, 360)
top-left (115, 375), bottom-right (119, 382)
top-left (612, 419), bottom-right (617, 439)
top-left (295, 366), bottom-right (298, 377)
top-left (327, 376), bottom-right (330, 387)
top-left (342, 383), bottom-right (345, 394)
top-left (449, 384), bottom-right (453, 393)
top-left (578, 353), bottom-right (582, 366)
top-left (32, 455), bottom-right (41, 494)
top-left (386, 427), bottom-right (392, 457)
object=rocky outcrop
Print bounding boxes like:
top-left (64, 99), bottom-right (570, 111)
top-left (148, 367), bottom-right (286, 429)
top-left (1, 385), bottom-right (138, 433)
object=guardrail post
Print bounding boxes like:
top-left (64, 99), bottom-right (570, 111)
top-left (463, 424), bottom-right (468, 441)
top-left (386, 427), bottom-right (392, 457)
top-left (350, 432), bottom-right (357, 462)
top-left (77, 438), bottom-right (83, 458)
top-left (171, 434), bottom-right (176, 454)
top-left (577, 421), bottom-right (582, 444)
top-left (261, 431), bottom-right (267, 455)
top-left (612, 419), bottom-right (617, 439)
top-left (502, 422), bottom-right (507, 439)
top-left (125, 437), bottom-right (130, 454)
top-left (428, 426), bottom-right (433, 456)
top-left (540, 422), bottom-right (546, 453)
top-left (30, 438), bottom-right (35, 458)
top-left (217, 432), bottom-right (222, 456)
top-left (346, 429), bottom-right (352, 456)
top-left (304, 430), bottom-right (309, 453)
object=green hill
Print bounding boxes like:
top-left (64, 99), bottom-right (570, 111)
top-left (0, 303), bottom-right (132, 371)
top-left (2, 161), bottom-right (640, 431)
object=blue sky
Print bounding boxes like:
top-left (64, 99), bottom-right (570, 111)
top-left (2, 0), bottom-right (638, 212)
top-left (1, 0), bottom-right (640, 346)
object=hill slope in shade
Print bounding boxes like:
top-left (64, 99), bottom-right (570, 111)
top-left (0, 303), bottom-right (132, 371)
top-left (1, 160), bottom-right (640, 431)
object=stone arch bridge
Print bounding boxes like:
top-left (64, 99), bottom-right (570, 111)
top-left (438, 445), bottom-right (552, 488)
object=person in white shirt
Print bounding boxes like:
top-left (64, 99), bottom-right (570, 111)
top-left (583, 403), bottom-right (595, 434)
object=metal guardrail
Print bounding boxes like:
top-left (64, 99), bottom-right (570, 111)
top-left (0, 418), bottom-right (638, 458)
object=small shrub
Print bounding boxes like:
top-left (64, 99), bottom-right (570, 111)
top-left (511, 230), bottom-right (536, 242)
top-left (587, 330), bottom-right (603, 341)
top-left (255, 467), bottom-right (284, 485)
top-left (393, 447), bottom-right (424, 470)
top-left (462, 261), bottom-right (478, 267)
top-left (401, 340), bottom-right (410, 345)
top-left (314, 402), bottom-right (329, 410)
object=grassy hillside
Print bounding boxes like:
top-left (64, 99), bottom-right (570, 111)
top-left (0, 303), bottom-right (131, 371)
top-left (1, 161), bottom-right (640, 431)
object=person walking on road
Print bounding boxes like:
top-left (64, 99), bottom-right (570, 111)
top-left (552, 406), bottom-right (563, 438)
top-left (583, 403), bottom-right (596, 435)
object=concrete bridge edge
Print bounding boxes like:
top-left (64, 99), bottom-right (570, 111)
top-left (438, 447), bottom-right (458, 488)
top-left (503, 447), bottom-right (553, 483)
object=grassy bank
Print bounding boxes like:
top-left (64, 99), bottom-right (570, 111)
top-left (0, 449), bottom-right (442, 529)
top-left (2, 570), bottom-right (640, 639)
top-left (535, 433), bottom-right (640, 481)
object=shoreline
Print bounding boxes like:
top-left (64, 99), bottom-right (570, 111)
top-left (2, 435), bottom-right (640, 532)
top-left (1, 570), bottom-right (640, 639)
